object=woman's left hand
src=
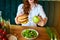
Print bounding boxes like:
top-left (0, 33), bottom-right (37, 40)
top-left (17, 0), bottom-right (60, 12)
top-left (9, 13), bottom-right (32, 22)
top-left (38, 20), bottom-right (44, 27)
top-left (37, 16), bottom-right (47, 27)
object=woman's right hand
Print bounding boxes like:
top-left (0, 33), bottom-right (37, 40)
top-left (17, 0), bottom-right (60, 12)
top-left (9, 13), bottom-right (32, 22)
top-left (15, 13), bottom-right (24, 24)
top-left (15, 13), bottom-right (28, 24)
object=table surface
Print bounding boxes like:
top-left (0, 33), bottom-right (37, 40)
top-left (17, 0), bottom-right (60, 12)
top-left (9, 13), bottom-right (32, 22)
top-left (10, 25), bottom-right (50, 40)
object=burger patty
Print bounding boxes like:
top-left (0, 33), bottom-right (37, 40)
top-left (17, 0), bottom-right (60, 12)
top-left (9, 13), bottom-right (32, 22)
top-left (18, 17), bottom-right (28, 20)
top-left (21, 19), bottom-right (28, 24)
top-left (18, 18), bottom-right (28, 23)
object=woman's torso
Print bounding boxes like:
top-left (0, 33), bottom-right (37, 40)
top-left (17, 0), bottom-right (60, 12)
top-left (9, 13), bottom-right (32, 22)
top-left (17, 4), bottom-right (46, 27)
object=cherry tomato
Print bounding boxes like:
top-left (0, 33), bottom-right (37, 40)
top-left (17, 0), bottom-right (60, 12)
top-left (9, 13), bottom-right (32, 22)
top-left (2, 31), bottom-right (7, 35)
top-left (2, 37), bottom-right (8, 40)
top-left (0, 29), bottom-right (3, 33)
top-left (0, 35), bottom-right (3, 39)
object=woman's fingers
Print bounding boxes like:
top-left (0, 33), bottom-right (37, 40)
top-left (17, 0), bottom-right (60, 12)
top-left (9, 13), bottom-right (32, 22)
top-left (15, 17), bottom-right (20, 24)
top-left (15, 13), bottom-right (24, 23)
top-left (37, 16), bottom-right (45, 26)
top-left (37, 16), bottom-right (47, 27)
top-left (38, 16), bottom-right (44, 22)
top-left (38, 21), bottom-right (44, 27)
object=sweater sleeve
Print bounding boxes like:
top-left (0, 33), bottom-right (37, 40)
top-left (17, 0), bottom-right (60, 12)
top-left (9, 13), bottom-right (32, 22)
top-left (16, 4), bottom-right (24, 16)
top-left (38, 4), bottom-right (47, 19)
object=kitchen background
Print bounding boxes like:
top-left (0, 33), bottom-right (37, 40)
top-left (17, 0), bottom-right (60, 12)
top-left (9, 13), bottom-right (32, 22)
top-left (0, 0), bottom-right (60, 37)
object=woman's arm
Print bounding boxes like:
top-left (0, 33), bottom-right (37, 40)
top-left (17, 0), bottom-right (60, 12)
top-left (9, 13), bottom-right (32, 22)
top-left (15, 4), bottom-right (23, 24)
top-left (37, 5), bottom-right (48, 27)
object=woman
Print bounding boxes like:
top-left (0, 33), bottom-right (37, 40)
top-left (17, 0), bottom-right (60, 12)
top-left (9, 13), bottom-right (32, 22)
top-left (15, 0), bottom-right (48, 27)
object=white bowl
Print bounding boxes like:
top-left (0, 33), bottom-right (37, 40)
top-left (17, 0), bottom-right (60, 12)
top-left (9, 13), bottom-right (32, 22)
top-left (21, 29), bottom-right (39, 40)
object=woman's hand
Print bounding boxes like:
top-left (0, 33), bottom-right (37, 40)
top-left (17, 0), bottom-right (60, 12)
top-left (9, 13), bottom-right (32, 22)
top-left (15, 13), bottom-right (24, 24)
top-left (37, 16), bottom-right (48, 27)
top-left (15, 16), bottom-right (20, 24)
top-left (15, 13), bottom-right (28, 24)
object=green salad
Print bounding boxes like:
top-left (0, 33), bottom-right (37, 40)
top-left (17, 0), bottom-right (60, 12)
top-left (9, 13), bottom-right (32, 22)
top-left (22, 29), bottom-right (38, 38)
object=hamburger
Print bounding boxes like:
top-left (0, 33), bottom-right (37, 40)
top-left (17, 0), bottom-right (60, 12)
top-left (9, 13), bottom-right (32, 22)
top-left (17, 14), bottom-right (28, 24)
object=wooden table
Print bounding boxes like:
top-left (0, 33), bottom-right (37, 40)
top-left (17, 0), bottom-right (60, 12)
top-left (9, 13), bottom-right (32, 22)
top-left (10, 25), bottom-right (50, 40)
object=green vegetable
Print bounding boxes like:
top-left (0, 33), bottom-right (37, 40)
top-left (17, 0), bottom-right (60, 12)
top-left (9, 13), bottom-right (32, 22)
top-left (22, 29), bottom-right (37, 38)
top-left (46, 27), bottom-right (57, 40)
